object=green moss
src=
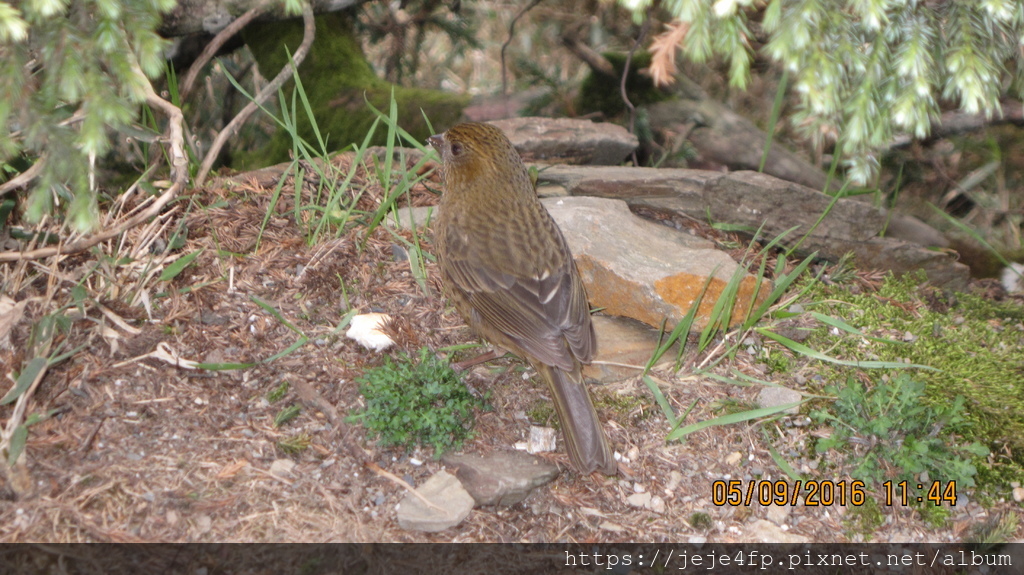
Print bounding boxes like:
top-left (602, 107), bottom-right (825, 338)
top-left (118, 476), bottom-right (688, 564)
top-left (575, 52), bottom-right (672, 120)
top-left (594, 391), bottom-right (647, 422)
top-left (689, 512), bottom-right (713, 530)
top-left (843, 495), bottom-right (885, 539)
top-left (798, 271), bottom-right (1024, 487)
top-left (918, 503), bottom-right (953, 529)
top-left (527, 401), bottom-right (556, 427)
top-left (238, 12), bottom-right (468, 169)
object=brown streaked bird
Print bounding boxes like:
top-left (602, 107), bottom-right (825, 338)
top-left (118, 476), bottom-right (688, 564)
top-left (428, 122), bottom-right (616, 475)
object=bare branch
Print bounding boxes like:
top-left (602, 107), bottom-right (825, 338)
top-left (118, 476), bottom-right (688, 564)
top-left (194, 1), bottom-right (316, 187)
top-left (500, 0), bottom-right (544, 99)
top-left (561, 35), bottom-right (616, 79)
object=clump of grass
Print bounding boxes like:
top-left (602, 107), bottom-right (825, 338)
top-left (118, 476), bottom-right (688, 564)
top-left (267, 381), bottom-right (290, 403)
top-left (348, 347), bottom-right (484, 456)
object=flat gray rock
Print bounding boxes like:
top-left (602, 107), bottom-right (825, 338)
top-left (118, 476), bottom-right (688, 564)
top-left (442, 451), bottom-right (560, 506)
top-left (489, 117), bottom-right (638, 165)
top-left (756, 386), bottom-right (803, 414)
top-left (396, 470), bottom-right (474, 532)
top-left (537, 166), bottom-right (969, 289)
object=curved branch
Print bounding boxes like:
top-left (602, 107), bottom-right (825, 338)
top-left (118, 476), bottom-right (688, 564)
top-left (561, 35), bottom-right (616, 79)
top-left (179, 2), bottom-right (272, 102)
top-left (194, 1), bottom-right (316, 187)
top-left (0, 156), bottom-right (46, 198)
top-left (500, 0), bottom-right (544, 98)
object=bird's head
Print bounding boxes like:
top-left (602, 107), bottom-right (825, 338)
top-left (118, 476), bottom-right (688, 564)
top-left (428, 122), bottom-right (526, 186)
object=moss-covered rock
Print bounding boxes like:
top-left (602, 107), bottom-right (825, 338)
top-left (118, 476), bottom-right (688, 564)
top-left (238, 11), bottom-right (468, 169)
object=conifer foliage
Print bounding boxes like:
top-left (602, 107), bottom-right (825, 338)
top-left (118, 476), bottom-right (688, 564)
top-left (630, 0), bottom-right (1024, 183)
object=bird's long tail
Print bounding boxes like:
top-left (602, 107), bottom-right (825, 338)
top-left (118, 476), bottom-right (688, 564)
top-left (535, 362), bottom-right (617, 475)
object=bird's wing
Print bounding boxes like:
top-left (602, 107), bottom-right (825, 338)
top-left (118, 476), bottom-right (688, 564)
top-left (441, 228), bottom-right (593, 371)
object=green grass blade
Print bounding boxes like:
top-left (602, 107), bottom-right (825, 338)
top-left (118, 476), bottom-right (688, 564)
top-left (195, 362), bottom-right (258, 370)
top-left (158, 249), bottom-right (204, 282)
top-left (742, 252), bottom-right (818, 331)
top-left (756, 328), bottom-right (936, 370)
top-left (928, 202), bottom-right (1015, 270)
top-left (1, 357), bottom-right (47, 405)
top-left (697, 264), bottom-right (742, 351)
top-left (667, 401), bottom-right (803, 441)
top-left (759, 69), bottom-right (789, 173)
top-left (642, 375), bottom-right (678, 428)
top-left (7, 425), bottom-right (27, 465)
top-left (809, 311), bottom-right (903, 344)
top-left (250, 295), bottom-right (305, 336)
top-left (766, 442), bottom-right (804, 481)
top-left (262, 337), bottom-right (310, 363)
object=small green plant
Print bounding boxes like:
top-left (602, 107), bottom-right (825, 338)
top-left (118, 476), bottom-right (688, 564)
top-left (274, 404), bottom-right (302, 427)
top-left (349, 347), bottom-right (483, 455)
top-left (811, 373), bottom-right (988, 492)
top-left (277, 433), bottom-right (311, 455)
top-left (526, 402), bottom-right (555, 427)
top-left (267, 381), bottom-right (290, 403)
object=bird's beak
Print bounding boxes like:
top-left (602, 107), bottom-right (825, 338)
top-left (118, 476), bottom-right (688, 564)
top-left (427, 134), bottom-right (444, 151)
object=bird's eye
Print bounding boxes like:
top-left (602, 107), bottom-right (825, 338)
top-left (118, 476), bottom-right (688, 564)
top-left (450, 142), bottom-right (463, 156)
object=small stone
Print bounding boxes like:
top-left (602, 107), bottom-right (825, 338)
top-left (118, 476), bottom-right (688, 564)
top-left (649, 495), bottom-right (666, 514)
top-left (269, 459), bottom-right (296, 477)
top-left (665, 470), bottom-right (683, 492)
top-left (528, 426), bottom-right (557, 453)
top-left (441, 451), bottom-right (559, 506)
top-left (626, 492), bottom-right (652, 509)
top-left (391, 244), bottom-right (409, 262)
top-left (396, 471), bottom-right (474, 532)
top-left (746, 519), bottom-right (808, 543)
top-left (195, 514), bottom-right (212, 535)
top-left (1011, 487), bottom-right (1023, 503)
top-left (757, 386), bottom-right (802, 414)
